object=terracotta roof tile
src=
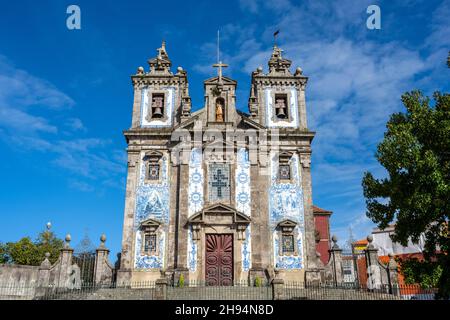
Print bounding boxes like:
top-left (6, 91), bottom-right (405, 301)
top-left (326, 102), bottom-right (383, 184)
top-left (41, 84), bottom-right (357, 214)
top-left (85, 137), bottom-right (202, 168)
top-left (312, 205), bottom-right (333, 215)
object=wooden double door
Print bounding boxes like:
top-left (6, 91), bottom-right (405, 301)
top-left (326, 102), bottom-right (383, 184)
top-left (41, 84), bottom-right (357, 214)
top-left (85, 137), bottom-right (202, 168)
top-left (205, 234), bottom-right (233, 286)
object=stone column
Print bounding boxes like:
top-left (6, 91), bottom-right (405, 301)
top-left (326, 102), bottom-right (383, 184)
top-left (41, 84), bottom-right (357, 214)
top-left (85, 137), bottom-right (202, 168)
top-left (94, 234), bottom-right (113, 285)
top-left (328, 235), bottom-right (343, 285)
top-left (155, 278), bottom-right (168, 300)
top-left (117, 151), bottom-right (140, 285)
top-left (57, 234), bottom-right (74, 288)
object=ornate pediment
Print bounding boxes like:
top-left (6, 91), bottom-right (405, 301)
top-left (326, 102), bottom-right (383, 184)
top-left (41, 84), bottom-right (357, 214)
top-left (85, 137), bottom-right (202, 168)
top-left (188, 203), bottom-right (251, 225)
top-left (188, 203), bottom-right (250, 240)
top-left (140, 218), bottom-right (162, 233)
top-left (277, 219), bottom-right (297, 233)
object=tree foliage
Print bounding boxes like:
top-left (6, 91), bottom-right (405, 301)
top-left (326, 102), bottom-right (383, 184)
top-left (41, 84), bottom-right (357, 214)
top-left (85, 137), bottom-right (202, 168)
top-left (0, 229), bottom-right (64, 266)
top-left (399, 258), bottom-right (443, 289)
top-left (362, 90), bottom-right (450, 299)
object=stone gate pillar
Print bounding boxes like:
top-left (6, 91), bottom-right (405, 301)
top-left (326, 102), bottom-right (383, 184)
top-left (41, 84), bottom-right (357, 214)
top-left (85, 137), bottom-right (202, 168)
top-left (328, 235), bottom-right (343, 285)
top-left (94, 234), bottom-right (113, 285)
top-left (35, 252), bottom-right (52, 298)
top-left (57, 234), bottom-right (74, 288)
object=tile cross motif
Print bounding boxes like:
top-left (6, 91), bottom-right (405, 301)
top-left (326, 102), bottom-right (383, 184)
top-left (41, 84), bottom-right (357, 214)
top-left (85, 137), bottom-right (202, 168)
top-left (211, 169), bottom-right (229, 198)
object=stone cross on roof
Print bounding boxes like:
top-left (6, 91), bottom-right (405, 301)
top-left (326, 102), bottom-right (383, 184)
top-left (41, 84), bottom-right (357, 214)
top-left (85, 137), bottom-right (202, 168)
top-left (213, 61), bottom-right (228, 84)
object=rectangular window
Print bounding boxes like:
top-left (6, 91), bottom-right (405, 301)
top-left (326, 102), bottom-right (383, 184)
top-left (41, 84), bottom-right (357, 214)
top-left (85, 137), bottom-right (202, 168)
top-left (282, 235), bottom-right (295, 254)
top-left (151, 93), bottom-right (165, 119)
top-left (147, 164), bottom-right (160, 180)
top-left (208, 163), bottom-right (230, 202)
top-left (144, 234), bottom-right (157, 253)
top-left (279, 164), bottom-right (291, 180)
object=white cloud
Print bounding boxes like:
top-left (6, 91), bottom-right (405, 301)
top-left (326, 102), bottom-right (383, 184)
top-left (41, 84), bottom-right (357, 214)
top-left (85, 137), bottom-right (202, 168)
top-left (0, 55), bottom-right (125, 191)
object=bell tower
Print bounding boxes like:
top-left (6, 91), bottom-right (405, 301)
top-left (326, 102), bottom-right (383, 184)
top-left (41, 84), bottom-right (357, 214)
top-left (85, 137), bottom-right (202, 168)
top-left (203, 61), bottom-right (238, 126)
top-left (248, 45), bottom-right (308, 130)
top-left (129, 41), bottom-right (191, 129)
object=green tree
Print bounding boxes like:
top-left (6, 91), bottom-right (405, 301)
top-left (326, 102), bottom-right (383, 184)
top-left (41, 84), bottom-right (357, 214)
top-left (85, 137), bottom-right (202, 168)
top-left (0, 242), bottom-right (10, 264)
top-left (35, 229), bottom-right (64, 265)
top-left (362, 90), bottom-right (450, 299)
top-left (399, 258), bottom-right (443, 288)
top-left (0, 228), bottom-right (64, 266)
top-left (4, 237), bottom-right (41, 265)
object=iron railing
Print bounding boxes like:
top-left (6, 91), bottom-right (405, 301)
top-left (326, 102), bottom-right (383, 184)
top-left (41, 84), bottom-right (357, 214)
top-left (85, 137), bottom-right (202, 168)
top-left (33, 281), bottom-right (155, 300)
top-left (0, 281), bottom-right (439, 300)
top-left (168, 280), bottom-right (272, 300)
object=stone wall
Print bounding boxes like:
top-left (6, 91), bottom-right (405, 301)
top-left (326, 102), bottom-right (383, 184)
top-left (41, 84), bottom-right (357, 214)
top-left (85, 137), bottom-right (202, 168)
top-left (0, 264), bottom-right (39, 299)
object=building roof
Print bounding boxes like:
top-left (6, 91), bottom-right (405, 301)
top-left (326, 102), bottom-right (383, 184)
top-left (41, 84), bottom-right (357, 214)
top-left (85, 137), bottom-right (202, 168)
top-left (312, 205), bottom-right (333, 215)
top-left (353, 239), bottom-right (368, 246)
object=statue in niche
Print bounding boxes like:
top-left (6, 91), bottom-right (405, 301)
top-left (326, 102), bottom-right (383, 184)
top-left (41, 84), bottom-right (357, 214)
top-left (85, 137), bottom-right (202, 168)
top-left (215, 98), bottom-right (224, 122)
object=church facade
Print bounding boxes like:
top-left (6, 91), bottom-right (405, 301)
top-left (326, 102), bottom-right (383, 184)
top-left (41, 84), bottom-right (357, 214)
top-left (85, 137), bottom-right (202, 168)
top-left (117, 41), bottom-right (325, 285)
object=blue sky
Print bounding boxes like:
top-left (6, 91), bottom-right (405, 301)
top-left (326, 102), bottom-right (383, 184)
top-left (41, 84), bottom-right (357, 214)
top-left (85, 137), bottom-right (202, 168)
top-left (0, 0), bottom-right (449, 260)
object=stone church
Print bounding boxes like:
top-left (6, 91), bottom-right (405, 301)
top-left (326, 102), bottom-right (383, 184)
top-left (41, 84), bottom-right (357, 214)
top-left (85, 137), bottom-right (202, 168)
top-left (117, 41), bottom-right (330, 286)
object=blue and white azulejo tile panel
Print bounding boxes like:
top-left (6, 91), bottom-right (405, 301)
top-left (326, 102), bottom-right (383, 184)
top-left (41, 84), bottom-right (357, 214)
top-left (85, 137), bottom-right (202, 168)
top-left (134, 151), bottom-right (170, 269)
top-left (187, 148), bottom-right (202, 271)
top-left (140, 86), bottom-right (175, 128)
top-left (187, 225), bottom-right (198, 272)
top-left (273, 229), bottom-right (304, 269)
top-left (269, 152), bottom-right (305, 270)
top-left (264, 87), bottom-right (299, 128)
top-left (236, 148), bottom-right (252, 271)
top-left (134, 152), bottom-right (170, 227)
top-left (235, 148), bottom-right (251, 216)
top-left (134, 230), bottom-right (165, 269)
top-left (188, 148), bottom-right (204, 216)
top-left (241, 226), bottom-right (252, 272)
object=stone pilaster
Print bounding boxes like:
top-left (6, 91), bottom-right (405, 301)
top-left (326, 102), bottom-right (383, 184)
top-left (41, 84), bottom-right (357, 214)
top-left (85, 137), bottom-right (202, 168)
top-left (166, 161), bottom-right (179, 272)
top-left (117, 152), bottom-right (140, 284)
top-left (175, 162), bottom-right (190, 271)
top-left (300, 154), bottom-right (322, 283)
top-left (131, 84), bottom-right (143, 128)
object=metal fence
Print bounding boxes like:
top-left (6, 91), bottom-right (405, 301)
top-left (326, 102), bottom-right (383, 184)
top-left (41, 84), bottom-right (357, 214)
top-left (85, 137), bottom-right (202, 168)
top-left (0, 283), bottom-right (37, 300)
top-left (168, 280), bottom-right (272, 300)
top-left (0, 281), bottom-right (439, 300)
top-left (284, 282), bottom-right (438, 300)
top-left (39, 281), bottom-right (156, 300)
